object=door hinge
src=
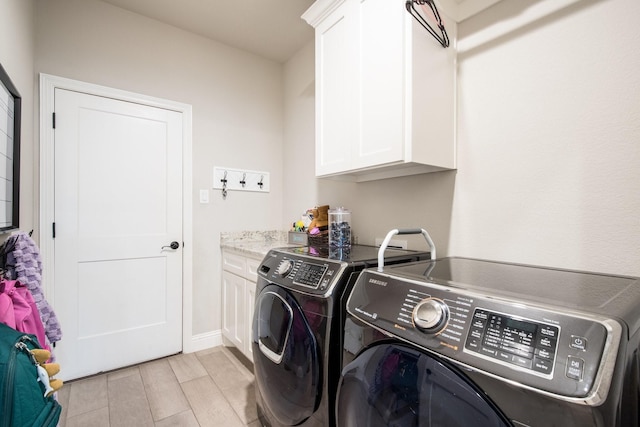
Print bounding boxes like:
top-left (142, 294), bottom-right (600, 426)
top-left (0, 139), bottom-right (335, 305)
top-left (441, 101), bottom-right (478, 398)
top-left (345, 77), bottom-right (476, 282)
top-left (52, 112), bottom-right (56, 129)
top-left (52, 222), bottom-right (56, 239)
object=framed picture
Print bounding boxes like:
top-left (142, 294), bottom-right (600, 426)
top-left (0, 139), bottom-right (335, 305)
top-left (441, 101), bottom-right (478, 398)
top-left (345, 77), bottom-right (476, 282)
top-left (0, 62), bottom-right (20, 233)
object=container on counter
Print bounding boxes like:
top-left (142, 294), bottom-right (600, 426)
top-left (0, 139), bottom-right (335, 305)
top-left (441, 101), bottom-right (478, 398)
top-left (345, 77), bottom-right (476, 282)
top-left (288, 231), bottom-right (308, 245)
top-left (329, 207), bottom-right (351, 248)
top-left (329, 245), bottom-right (351, 260)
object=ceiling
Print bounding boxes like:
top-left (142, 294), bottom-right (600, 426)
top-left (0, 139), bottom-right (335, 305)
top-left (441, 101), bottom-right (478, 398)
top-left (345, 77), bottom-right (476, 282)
top-left (100, 0), bottom-right (316, 63)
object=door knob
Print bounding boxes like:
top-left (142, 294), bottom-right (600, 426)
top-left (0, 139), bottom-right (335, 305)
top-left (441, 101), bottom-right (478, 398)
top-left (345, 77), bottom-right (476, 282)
top-left (162, 241), bottom-right (180, 250)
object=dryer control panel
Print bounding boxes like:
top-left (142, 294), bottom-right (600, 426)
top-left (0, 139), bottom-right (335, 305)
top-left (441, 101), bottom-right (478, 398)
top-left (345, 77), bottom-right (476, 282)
top-left (258, 251), bottom-right (347, 296)
top-left (346, 267), bottom-right (622, 405)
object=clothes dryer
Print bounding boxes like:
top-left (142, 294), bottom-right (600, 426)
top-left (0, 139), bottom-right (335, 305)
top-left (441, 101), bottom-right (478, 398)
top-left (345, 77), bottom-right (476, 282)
top-left (252, 240), bottom-right (432, 427)
top-left (338, 257), bottom-right (640, 426)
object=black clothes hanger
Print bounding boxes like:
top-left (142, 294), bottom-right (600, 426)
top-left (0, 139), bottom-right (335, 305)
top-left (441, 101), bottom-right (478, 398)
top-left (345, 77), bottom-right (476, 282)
top-left (406, 0), bottom-right (450, 48)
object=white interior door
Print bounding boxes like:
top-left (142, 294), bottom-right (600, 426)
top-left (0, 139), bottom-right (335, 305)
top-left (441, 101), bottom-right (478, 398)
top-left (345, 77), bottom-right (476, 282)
top-left (53, 88), bottom-right (183, 380)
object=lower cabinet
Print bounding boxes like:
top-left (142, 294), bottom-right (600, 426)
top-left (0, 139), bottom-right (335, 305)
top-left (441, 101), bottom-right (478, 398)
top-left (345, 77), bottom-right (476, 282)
top-left (221, 250), bottom-right (261, 362)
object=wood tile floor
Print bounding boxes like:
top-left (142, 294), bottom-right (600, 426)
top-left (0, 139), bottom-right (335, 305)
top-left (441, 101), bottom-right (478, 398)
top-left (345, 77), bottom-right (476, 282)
top-left (56, 346), bottom-right (260, 427)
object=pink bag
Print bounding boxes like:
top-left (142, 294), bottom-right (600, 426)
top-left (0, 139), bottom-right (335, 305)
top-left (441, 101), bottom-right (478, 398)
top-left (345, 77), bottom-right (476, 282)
top-left (0, 279), bottom-right (49, 350)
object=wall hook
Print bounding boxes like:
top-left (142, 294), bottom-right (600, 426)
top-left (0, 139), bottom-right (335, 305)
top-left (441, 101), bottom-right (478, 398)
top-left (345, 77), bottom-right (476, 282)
top-left (213, 166), bottom-right (270, 194)
top-left (221, 170), bottom-right (228, 199)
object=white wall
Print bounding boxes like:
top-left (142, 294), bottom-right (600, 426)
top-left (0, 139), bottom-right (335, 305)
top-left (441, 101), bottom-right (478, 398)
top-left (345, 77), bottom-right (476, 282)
top-left (450, 0), bottom-right (640, 276)
top-left (283, 41), bottom-right (317, 222)
top-left (0, 0), bottom-right (35, 235)
top-left (34, 0), bottom-right (285, 335)
top-left (285, 0), bottom-right (639, 277)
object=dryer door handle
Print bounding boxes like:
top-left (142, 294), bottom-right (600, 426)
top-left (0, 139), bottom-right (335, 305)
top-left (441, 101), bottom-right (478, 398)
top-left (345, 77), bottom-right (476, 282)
top-left (256, 291), bottom-right (293, 364)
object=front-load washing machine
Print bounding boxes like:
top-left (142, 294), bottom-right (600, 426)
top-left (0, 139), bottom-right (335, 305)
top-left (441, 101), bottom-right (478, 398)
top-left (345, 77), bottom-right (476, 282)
top-left (252, 236), bottom-right (433, 427)
top-left (337, 257), bottom-right (640, 426)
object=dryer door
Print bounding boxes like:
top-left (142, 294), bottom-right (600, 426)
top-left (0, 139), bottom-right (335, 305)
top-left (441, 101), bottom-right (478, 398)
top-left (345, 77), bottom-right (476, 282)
top-left (337, 344), bottom-right (512, 427)
top-left (253, 285), bottom-right (321, 426)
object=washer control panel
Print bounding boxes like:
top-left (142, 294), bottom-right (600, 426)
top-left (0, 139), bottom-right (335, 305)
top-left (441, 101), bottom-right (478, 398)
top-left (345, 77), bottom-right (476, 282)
top-left (347, 269), bottom-right (619, 402)
top-left (465, 309), bottom-right (559, 377)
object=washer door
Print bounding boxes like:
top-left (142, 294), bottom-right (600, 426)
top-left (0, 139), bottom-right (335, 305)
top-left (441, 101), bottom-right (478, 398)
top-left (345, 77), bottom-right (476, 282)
top-left (253, 285), bottom-right (320, 426)
top-left (337, 344), bottom-right (512, 427)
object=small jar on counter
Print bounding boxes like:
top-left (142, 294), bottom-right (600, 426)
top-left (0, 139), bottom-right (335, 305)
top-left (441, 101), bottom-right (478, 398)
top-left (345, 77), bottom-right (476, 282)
top-left (329, 207), bottom-right (351, 248)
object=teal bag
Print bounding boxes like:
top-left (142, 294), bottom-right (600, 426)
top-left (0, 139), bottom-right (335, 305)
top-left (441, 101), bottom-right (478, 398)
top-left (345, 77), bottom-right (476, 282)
top-left (0, 323), bottom-right (61, 427)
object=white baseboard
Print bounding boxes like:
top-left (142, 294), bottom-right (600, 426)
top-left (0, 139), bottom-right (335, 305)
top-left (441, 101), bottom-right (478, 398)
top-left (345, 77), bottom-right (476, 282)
top-left (184, 329), bottom-right (223, 353)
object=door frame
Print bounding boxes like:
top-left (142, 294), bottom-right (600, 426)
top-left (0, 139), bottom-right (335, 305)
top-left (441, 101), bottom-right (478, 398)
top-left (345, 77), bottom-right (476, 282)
top-left (39, 73), bottom-right (195, 352)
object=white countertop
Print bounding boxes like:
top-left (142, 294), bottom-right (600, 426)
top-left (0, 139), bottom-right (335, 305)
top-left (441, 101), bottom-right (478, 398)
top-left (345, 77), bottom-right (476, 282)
top-left (220, 230), bottom-right (300, 258)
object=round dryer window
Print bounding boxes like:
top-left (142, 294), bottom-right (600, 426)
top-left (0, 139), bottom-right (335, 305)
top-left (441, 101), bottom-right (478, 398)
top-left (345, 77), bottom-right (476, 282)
top-left (337, 344), bottom-right (512, 427)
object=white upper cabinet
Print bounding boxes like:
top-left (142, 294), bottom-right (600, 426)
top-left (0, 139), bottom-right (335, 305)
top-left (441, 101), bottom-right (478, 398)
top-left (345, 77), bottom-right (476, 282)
top-left (303, 0), bottom-right (457, 182)
top-left (312, 1), bottom-right (357, 175)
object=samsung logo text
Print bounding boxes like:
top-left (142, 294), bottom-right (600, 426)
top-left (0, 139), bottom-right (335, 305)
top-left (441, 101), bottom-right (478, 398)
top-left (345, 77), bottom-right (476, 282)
top-left (369, 279), bottom-right (388, 287)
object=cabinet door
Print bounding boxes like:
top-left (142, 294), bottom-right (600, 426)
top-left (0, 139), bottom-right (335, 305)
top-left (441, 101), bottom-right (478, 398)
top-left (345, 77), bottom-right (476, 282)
top-left (246, 280), bottom-right (257, 362)
top-left (245, 258), bottom-right (260, 362)
top-left (315, 0), bottom-right (359, 176)
top-left (222, 270), bottom-right (245, 351)
top-left (222, 251), bottom-right (247, 277)
top-left (355, 0), bottom-right (405, 169)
